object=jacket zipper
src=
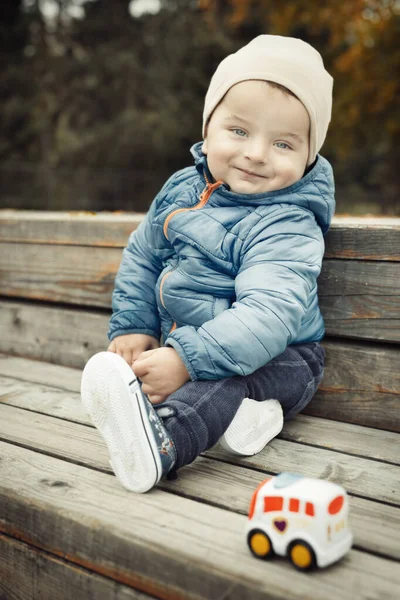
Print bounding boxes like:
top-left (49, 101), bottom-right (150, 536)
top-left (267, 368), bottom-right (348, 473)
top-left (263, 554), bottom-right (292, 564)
top-left (159, 269), bottom-right (173, 309)
top-left (160, 174), bottom-right (223, 332)
top-left (162, 174), bottom-right (223, 240)
top-left (159, 269), bottom-right (176, 332)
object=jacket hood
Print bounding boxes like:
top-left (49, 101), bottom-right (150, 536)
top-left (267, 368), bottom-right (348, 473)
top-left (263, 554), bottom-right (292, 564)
top-left (190, 141), bottom-right (335, 234)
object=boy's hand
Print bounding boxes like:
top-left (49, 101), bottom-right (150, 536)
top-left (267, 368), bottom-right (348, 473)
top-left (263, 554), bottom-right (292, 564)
top-left (108, 333), bottom-right (159, 367)
top-left (132, 347), bottom-right (190, 404)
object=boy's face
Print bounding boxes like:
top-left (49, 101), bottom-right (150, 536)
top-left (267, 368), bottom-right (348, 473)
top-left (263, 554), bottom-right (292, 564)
top-left (202, 80), bottom-right (310, 194)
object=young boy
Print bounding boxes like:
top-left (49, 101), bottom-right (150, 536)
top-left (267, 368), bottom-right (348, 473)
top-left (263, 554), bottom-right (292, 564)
top-left (81, 34), bottom-right (334, 493)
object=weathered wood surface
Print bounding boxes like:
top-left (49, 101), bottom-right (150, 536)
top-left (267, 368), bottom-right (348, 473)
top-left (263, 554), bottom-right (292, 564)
top-left (324, 217), bottom-right (400, 261)
top-left (1, 210), bottom-right (399, 260)
top-left (304, 339), bottom-right (400, 432)
top-left (0, 353), bottom-right (82, 392)
top-left (1, 353), bottom-right (399, 598)
top-left (0, 300), bottom-right (109, 368)
top-left (0, 209), bottom-right (142, 247)
top-left (1, 442), bottom-right (399, 600)
top-left (1, 213), bottom-right (400, 598)
top-left (1, 377), bottom-right (399, 561)
top-left (0, 242), bottom-right (121, 307)
top-left (1, 302), bottom-right (399, 431)
top-left (1, 367), bottom-right (399, 466)
top-left (1, 401), bottom-right (399, 561)
top-left (0, 534), bottom-right (153, 600)
top-left (2, 402), bottom-right (399, 506)
top-left (1, 242), bottom-right (400, 342)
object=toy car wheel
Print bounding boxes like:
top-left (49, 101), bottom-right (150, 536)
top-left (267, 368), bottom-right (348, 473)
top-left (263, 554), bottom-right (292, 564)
top-left (247, 529), bottom-right (274, 560)
top-left (288, 539), bottom-right (316, 571)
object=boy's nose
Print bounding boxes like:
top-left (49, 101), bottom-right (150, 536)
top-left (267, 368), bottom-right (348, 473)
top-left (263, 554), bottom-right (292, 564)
top-left (244, 140), bottom-right (268, 164)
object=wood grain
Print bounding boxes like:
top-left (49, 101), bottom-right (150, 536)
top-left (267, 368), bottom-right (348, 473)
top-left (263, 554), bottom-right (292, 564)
top-left (325, 219), bottom-right (400, 261)
top-left (1, 442), bottom-right (399, 600)
top-left (0, 385), bottom-right (398, 560)
top-left (1, 372), bottom-right (398, 466)
top-left (1, 244), bottom-right (399, 341)
top-left (0, 242), bottom-right (121, 307)
top-left (0, 209), bottom-right (142, 247)
top-left (1, 403), bottom-right (398, 506)
top-left (0, 353), bottom-right (82, 392)
top-left (0, 300), bottom-right (109, 368)
top-left (1, 211), bottom-right (399, 260)
top-left (0, 303), bottom-right (399, 431)
top-left (0, 533), bottom-right (153, 600)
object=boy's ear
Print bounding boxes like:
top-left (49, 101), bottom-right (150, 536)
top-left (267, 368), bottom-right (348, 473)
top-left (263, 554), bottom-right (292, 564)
top-left (202, 139), bottom-right (208, 154)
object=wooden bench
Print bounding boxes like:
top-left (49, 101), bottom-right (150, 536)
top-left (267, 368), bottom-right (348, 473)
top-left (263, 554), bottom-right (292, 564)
top-left (0, 209), bottom-right (399, 599)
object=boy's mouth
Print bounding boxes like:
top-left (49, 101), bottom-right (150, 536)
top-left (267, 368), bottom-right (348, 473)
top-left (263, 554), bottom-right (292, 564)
top-left (235, 167), bottom-right (267, 179)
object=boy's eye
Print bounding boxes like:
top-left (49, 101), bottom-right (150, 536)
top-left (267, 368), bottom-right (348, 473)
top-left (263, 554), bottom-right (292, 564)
top-left (275, 141), bottom-right (290, 149)
top-left (232, 128), bottom-right (247, 137)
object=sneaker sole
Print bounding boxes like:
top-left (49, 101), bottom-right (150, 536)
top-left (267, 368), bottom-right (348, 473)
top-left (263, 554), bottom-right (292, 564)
top-left (81, 352), bottom-right (161, 493)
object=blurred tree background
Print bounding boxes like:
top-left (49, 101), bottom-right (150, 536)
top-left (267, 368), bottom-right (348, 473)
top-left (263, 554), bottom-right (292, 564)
top-left (1, 0), bottom-right (399, 214)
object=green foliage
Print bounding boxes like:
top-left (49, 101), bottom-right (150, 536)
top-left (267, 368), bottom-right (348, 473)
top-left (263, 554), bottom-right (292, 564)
top-left (201, 0), bottom-right (400, 215)
top-left (0, 0), bottom-right (399, 214)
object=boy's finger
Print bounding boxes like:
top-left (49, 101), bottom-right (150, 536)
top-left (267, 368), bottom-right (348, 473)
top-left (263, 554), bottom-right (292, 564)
top-left (136, 348), bottom-right (158, 361)
top-left (141, 382), bottom-right (156, 396)
top-left (148, 394), bottom-right (166, 405)
top-left (132, 360), bottom-right (148, 377)
top-left (121, 350), bottom-right (133, 365)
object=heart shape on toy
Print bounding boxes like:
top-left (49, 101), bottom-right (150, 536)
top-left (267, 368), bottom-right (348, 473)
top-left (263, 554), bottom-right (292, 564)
top-left (273, 519), bottom-right (287, 533)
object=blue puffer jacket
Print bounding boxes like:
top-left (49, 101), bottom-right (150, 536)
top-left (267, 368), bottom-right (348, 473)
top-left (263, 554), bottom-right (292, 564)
top-left (109, 142), bottom-right (335, 381)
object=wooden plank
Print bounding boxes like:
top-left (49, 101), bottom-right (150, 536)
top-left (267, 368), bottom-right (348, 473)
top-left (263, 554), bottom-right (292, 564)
top-left (0, 304), bottom-right (399, 430)
top-left (326, 217), bottom-right (400, 261)
top-left (1, 240), bottom-right (399, 306)
top-left (319, 259), bottom-right (400, 296)
top-left (280, 415), bottom-right (400, 466)
top-left (0, 353), bottom-right (81, 392)
top-left (1, 245), bottom-right (400, 342)
top-left (0, 209), bottom-right (142, 247)
top-left (305, 390), bottom-right (400, 432)
top-left (1, 372), bottom-right (399, 561)
top-left (1, 373), bottom-right (399, 467)
top-left (1, 210), bottom-right (399, 260)
top-left (1, 442), bottom-right (399, 600)
top-left (321, 296), bottom-right (400, 342)
top-left (0, 533), bottom-right (153, 600)
top-left (0, 407), bottom-right (398, 563)
top-left (0, 301), bottom-right (109, 369)
top-left (0, 242), bottom-right (400, 312)
top-left (0, 375), bottom-right (89, 425)
top-left (0, 242), bottom-right (121, 307)
top-left (0, 401), bottom-right (398, 561)
top-left (206, 440), bottom-right (400, 507)
top-left (1, 403), bottom-right (398, 506)
top-left (310, 339), bottom-right (400, 432)
top-left (318, 261), bottom-right (400, 342)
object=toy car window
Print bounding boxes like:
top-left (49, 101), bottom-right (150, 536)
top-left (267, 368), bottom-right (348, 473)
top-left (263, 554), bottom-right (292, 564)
top-left (264, 496), bottom-right (284, 512)
top-left (273, 473), bottom-right (304, 489)
top-left (289, 498), bottom-right (300, 512)
top-left (305, 502), bottom-right (315, 516)
top-left (328, 495), bottom-right (344, 515)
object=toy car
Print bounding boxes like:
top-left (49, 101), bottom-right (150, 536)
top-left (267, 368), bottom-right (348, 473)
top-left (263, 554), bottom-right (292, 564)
top-left (246, 472), bottom-right (353, 570)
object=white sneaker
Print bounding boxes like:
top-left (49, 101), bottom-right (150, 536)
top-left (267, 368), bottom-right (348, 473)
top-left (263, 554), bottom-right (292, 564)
top-left (219, 398), bottom-right (283, 456)
top-left (80, 352), bottom-right (177, 493)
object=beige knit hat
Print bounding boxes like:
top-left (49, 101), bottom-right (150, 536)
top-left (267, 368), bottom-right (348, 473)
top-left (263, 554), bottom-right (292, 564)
top-left (202, 35), bottom-right (333, 166)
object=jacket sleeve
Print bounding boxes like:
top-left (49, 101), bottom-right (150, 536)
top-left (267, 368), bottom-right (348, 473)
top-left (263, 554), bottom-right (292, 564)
top-left (108, 186), bottom-right (169, 341)
top-left (166, 209), bottom-right (324, 380)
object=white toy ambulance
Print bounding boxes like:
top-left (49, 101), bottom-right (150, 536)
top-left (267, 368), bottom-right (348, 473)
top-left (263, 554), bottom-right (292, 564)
top-left (246, 473), bottom-right (353, 570)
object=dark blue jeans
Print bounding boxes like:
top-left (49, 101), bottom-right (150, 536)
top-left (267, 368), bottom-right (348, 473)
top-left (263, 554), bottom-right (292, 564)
top-left (159, 342), bottom-right (325, 470)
